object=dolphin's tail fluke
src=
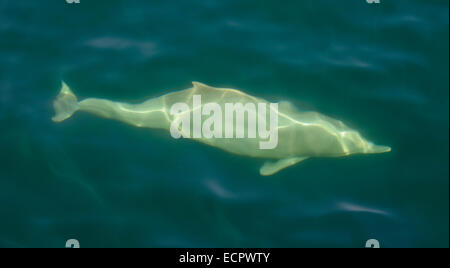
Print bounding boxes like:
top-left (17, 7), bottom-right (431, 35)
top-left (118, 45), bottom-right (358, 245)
top-left (52, 81), bottom-right (79, 122)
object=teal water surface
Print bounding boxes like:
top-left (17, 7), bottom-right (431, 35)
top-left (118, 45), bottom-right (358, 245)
top-left (0, 0), bottom-right (448, 247)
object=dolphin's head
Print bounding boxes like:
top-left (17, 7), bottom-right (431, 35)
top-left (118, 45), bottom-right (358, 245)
top-left (339, 130), bottom-right (391, 155)
top-left (365, 142), bottom-right (392, 154)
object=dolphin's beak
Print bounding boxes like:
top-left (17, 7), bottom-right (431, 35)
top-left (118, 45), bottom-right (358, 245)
top-left (367, 143), bottom-right (392, 154)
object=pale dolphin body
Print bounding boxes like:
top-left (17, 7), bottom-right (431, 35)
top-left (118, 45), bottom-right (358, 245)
top-left (52, 81), bottom-right (391, 175)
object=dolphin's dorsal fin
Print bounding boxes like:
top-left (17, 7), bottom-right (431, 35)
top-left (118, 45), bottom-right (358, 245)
top-left (192, 81), bottom-right (215, 90)
top-left (260, 157), bottom-right (308, 176)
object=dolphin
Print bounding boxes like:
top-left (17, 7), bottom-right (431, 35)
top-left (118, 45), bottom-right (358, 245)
top-left (52, 81), bottom-right (391, 175)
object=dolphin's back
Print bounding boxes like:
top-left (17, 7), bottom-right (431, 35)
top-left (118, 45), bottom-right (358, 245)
top-left (161, 81), bottom-right (267, 108)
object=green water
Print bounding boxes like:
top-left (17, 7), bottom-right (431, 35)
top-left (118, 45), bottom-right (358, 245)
top-left (0, 0), bottom-right (448, 248)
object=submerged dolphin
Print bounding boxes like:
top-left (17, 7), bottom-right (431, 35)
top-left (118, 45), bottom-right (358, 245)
top-left (52, 81), bottom-right (391, 175)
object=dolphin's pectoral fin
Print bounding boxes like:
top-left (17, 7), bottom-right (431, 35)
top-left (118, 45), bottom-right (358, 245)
top-left (260, 157), bottom-right (308, 176)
